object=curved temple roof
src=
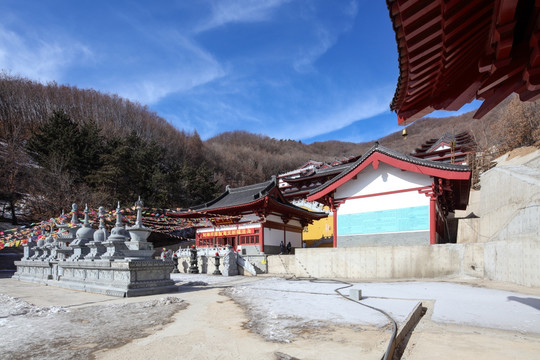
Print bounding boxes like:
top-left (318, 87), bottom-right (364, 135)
top-left (168, 177), bottom-right (327, 222)
top-left (387, 0), bottom-right (540, 124)
top-left (307, 143), bottom-right (471, 205)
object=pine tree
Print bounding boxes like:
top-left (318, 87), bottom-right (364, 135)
top-left (26, 109), bottom-right (80, 175)
top-left (26, 110), bottom-right (104, 183)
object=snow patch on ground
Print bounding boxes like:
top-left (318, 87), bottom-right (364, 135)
top-left (0, 294), bottom-right (186, 360)
top-left (171, 273), bottom-right (241, 286)
top-left (350, 281), bottom-right (540, 334)
top-left (0, 293), bottom-right (69, 319)
top-left (222, 278), bottom-right (540, 342)
top-left (224, 277), bottom-right (418, 342)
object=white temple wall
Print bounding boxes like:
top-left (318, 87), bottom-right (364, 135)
top-left (335, 163), bottom-right (431, 202)
top-left (334, 164), bottom-right (432, 246)
top-left (287, 230), bottom-right (302, 249)
top-left (263, 225), bottom-right (302, 254)
top-left (264, 227), bottom-right (282, 246)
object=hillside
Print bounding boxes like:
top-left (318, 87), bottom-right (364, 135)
top-left (378, 98), bottom-right (510, 154)
top-left (1, 74), bottom-right (539, 223)
top-left (207, 94), bottom-right (540, 185)
top-left (205, 132), bottom-right (371, 186)
top-left (0, 74), bottom-right (216, 222)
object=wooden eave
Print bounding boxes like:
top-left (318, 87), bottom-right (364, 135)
top-left (167, 195), bottom-right (326, 222)
top-left (388, 0), bottom-right (540, 124)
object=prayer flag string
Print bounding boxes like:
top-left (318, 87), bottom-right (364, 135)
top-left (0, 206), bottom-right (256, 248)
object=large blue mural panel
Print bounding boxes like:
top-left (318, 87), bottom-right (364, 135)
top-left (338, 206), bottom-right (429, 235)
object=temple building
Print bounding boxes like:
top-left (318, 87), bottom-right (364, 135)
top-left (276, 133), bottom-right (475, 247)
top-left (306, 143), bottom-right (471, 247)
top-left (410, 132), bottom-right (477, 165)
top-left (277, 156), bottom-right (359, 247)
top-left (278, 156), bottom-right (360, 201)
top-left (167, 177), bottom-right (327, 255)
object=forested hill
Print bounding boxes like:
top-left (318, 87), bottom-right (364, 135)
top-left (204, 132), bottom-right (372, 187)
top-left (205, 94), bottom-right (540, 185)
top-left (1, 74), bottom-right (214, 222)
top-left (1, 74), bottom-right (539, 222)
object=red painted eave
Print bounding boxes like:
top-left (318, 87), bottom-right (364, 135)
top-left (166, 198), bottom-right (266, 218)
top-left (308, 151), bottom-right (470, 202)
top-left (167, 196), bottom-right (326, 221)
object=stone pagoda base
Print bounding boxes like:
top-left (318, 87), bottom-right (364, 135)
top-left (13, 259), bottom-right (177, 297)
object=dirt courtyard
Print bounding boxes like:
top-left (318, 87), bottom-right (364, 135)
top-left (1, 274), bottom-right (539, 360)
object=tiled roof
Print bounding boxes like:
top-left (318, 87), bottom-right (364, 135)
top-left (313, 162), bottom-right (351, 175)
top-left (413, 132), bottom-right (475, 154)
top-left (189, 177), bottom-right (327, 219)
top-left (283, 162), bottom-right (350, 183)
top-left (308, 143), bottom-right (470, 197)
top-left (192, 178), bottom-right (276, 211)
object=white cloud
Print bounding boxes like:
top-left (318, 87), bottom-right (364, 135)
top-left (272, 88), bottom-right (393, 140)
top-left (293, 27), bottom-right (335, 73)
top-left (344, 0), bottom-right (360, 18)
top-left (0, 25), bottom-right (92, 83)
top-left (292, 1), bottom-right (359, 73)
top-left (113, 35), bottom-right (226, 105)
top-left (162, 91), bottom-right (264, 140)
top-left (161, 81), bottom-right (394, 143)
top-left (195, 0), bottom-right (289, 33)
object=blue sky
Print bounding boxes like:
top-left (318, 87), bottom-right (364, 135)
top-left (0, 0), bottom-right (479, 143)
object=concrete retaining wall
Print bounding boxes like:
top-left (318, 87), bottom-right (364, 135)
top-left (483, 240), bottom-right (540, 287)
top-left (267, 239), bottom-right (540, 287)
top-left (269, 245), bottom-right (464, 280)
top-left (458, 149), bottom-right (540, 244)
top-left (479, 166), bottom-right (540, 242)
top-left (267, 254), bottom-right (296, 275)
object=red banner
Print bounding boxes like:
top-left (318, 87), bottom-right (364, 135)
top-left (199, 227), bottom-right (256, 239)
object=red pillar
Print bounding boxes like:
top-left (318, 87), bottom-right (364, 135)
top-left (330, 199), bottom-right (338, 248)
top-left (260, 225), bottom-right (264, 253)
top-left (420, 182), bottom-right (441, 245)
top-left (429, 196), bottom-right (437, 245)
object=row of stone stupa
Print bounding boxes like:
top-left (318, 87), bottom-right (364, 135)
top-left (23, 198), bottom-right (155, 262)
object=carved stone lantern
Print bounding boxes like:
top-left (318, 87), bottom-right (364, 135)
top-left (213, 252), bottom-right (222, 275)
top-left (189, 246), bottom-right (199, 274)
